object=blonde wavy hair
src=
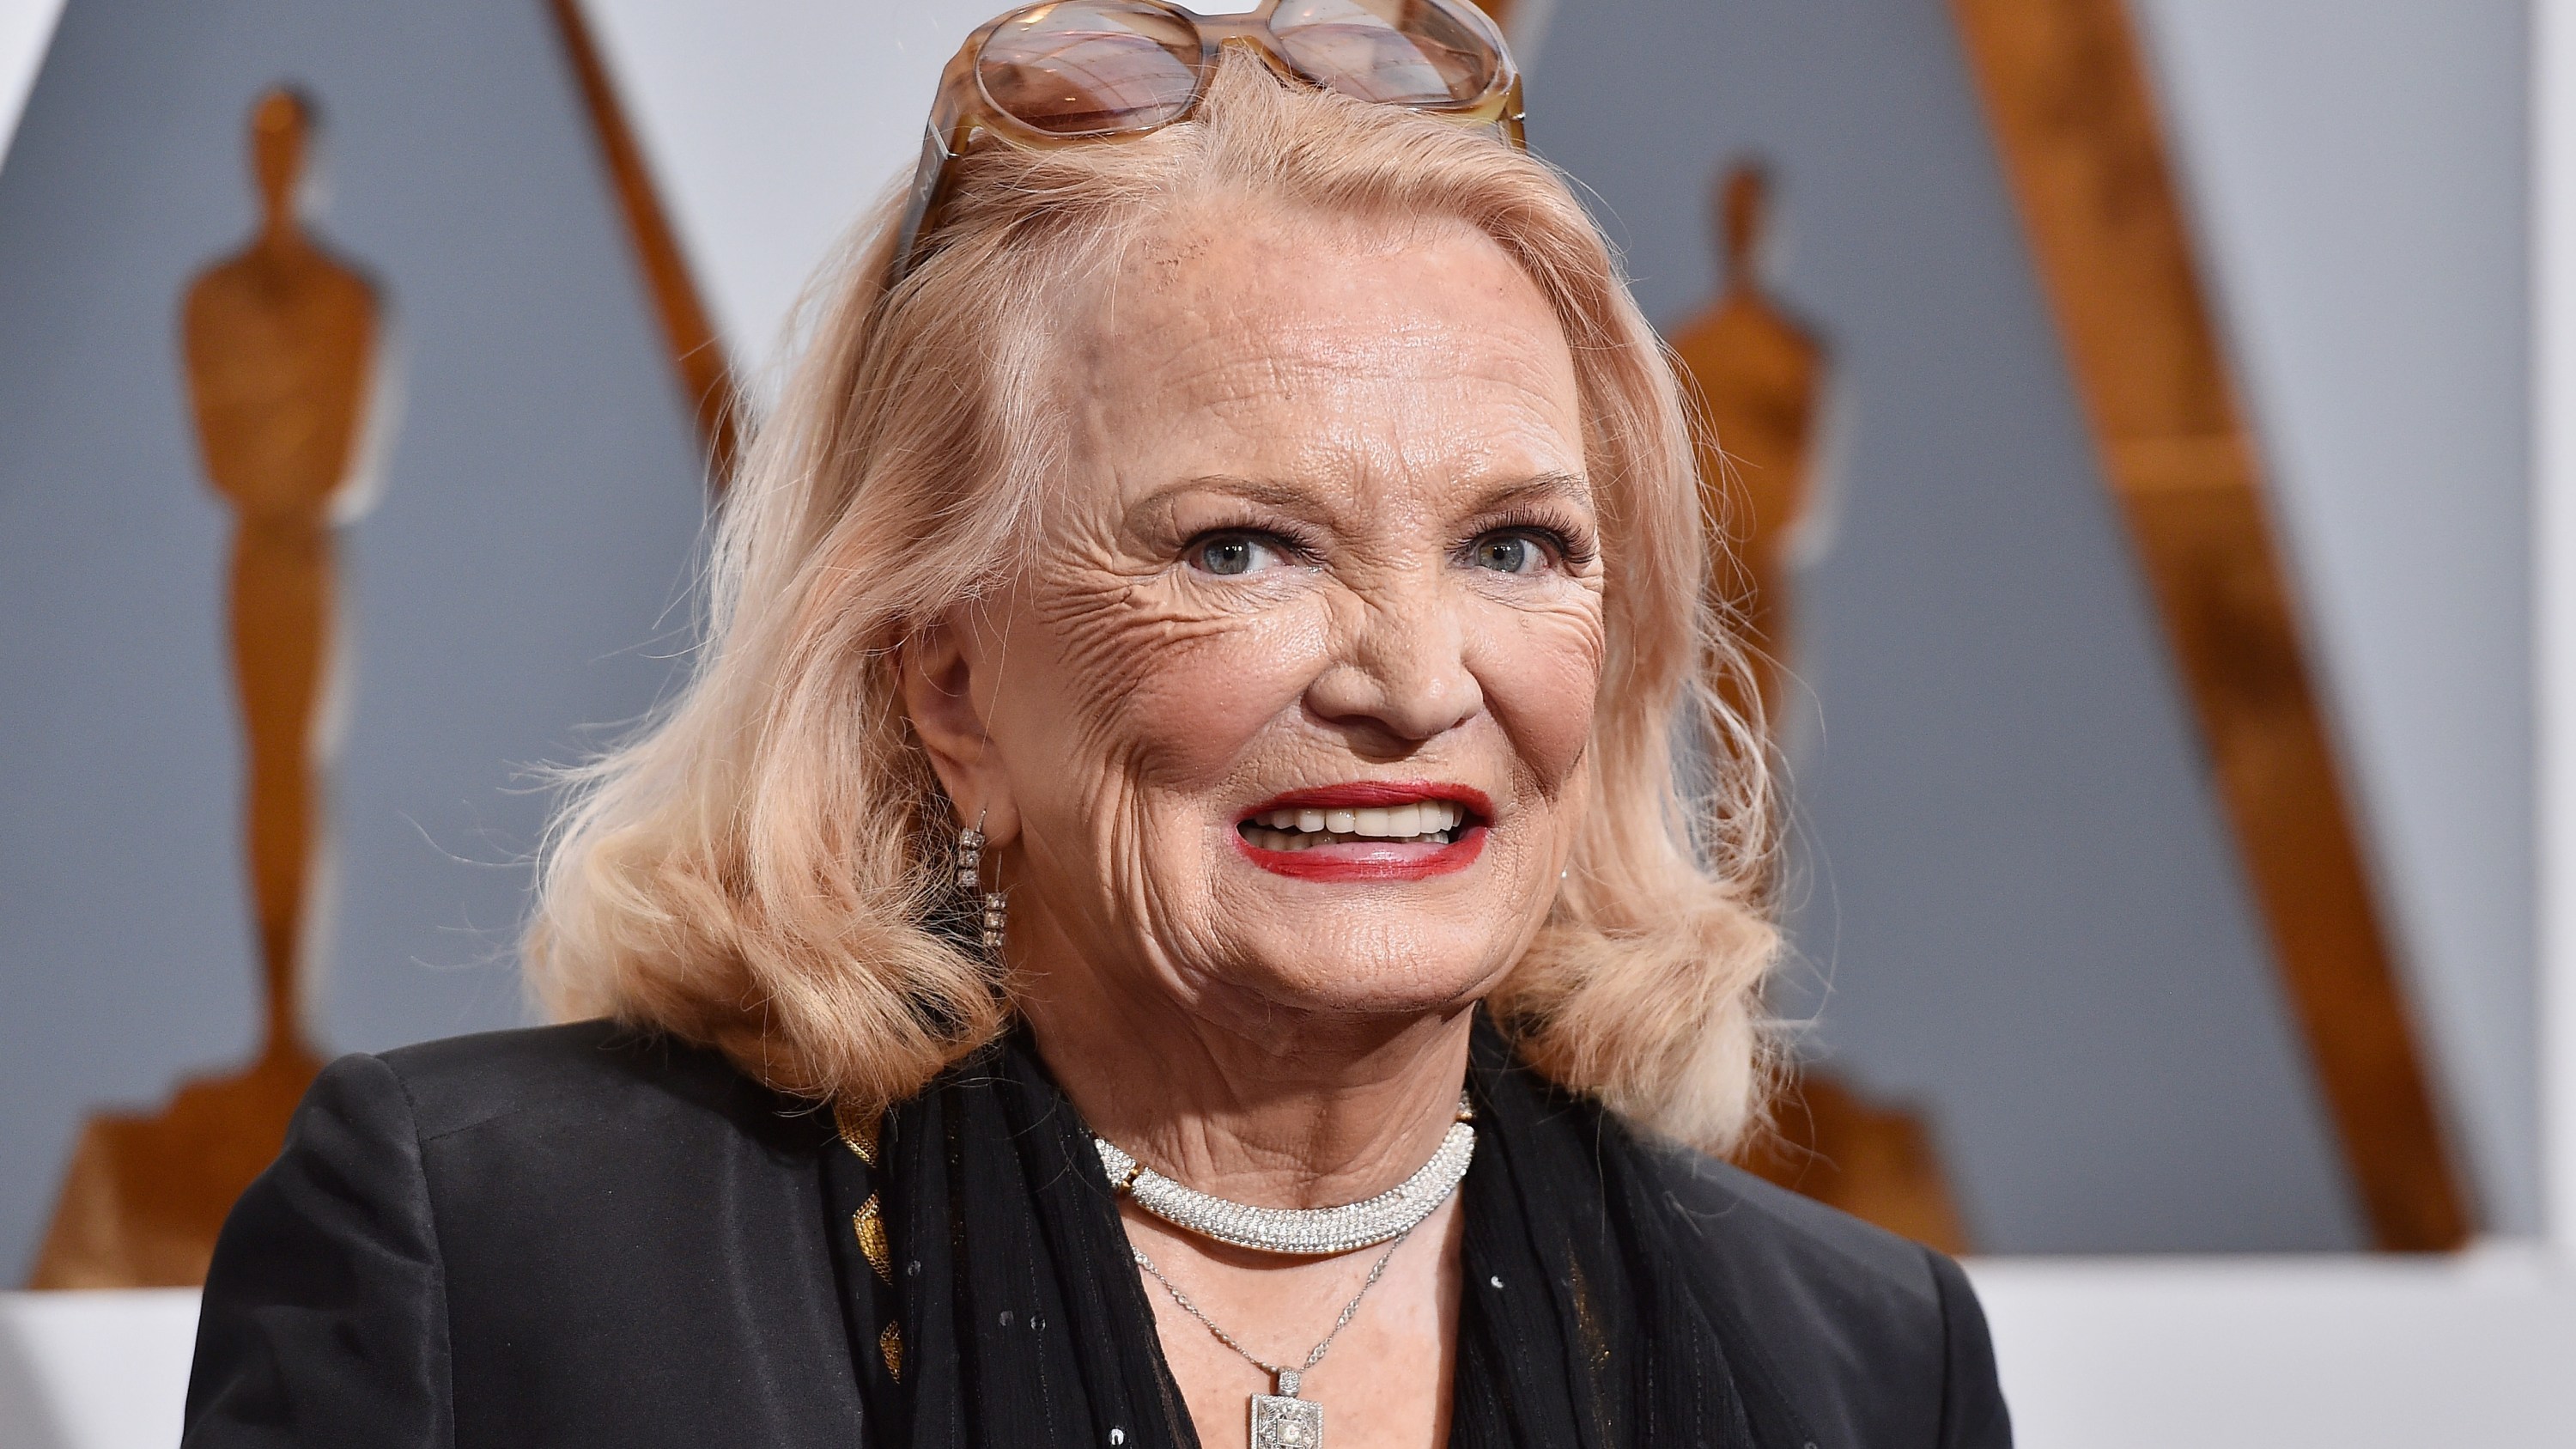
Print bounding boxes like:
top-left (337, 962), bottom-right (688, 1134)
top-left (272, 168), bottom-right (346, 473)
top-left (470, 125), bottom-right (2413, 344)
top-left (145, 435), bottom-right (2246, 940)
top-left (526, 54), bottom-right (1779, 1149)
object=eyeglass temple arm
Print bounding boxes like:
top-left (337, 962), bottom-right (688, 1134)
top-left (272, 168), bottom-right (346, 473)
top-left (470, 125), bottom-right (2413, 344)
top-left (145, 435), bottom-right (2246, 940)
top-left (889, 122), bottom-right (958, 288)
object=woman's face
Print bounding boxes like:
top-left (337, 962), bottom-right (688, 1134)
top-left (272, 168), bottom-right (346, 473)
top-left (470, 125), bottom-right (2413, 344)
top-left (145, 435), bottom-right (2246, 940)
top-left (914, 203), bottom-right (1602, 1031)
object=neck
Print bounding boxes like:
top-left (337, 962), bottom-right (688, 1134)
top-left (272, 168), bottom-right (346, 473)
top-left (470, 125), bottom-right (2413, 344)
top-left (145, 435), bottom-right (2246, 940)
top-left (1013, 916), bottom-right (1477, 1212)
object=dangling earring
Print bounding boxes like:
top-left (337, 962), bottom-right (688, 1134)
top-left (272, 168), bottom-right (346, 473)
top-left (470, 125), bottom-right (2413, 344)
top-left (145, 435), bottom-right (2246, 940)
top-left (956, 812), bottom-right (1008, 954)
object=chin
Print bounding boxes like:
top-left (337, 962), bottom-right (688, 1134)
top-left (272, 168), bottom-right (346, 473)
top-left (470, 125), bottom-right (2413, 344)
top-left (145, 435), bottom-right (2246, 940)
top-left (1210, 919), bottom-right (1523, 1020)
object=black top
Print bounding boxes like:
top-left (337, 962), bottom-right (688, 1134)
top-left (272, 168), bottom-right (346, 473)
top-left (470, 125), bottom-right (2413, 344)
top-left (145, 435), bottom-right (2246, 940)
top-left (182, 1020), bottom-right (2009, 1448)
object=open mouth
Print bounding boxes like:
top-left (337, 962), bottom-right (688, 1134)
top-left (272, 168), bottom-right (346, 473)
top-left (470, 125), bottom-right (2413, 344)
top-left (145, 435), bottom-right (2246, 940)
top-left (1231, 784), bottom-right (1491, 880)
top-left (1238, 800), bottom-right (1474, 852)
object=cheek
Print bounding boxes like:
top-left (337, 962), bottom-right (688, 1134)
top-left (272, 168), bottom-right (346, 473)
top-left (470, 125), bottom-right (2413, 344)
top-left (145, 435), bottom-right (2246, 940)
top-left (1010, 577), bottom-right (1324, 801)
top-left (1476, 600), bottom-right (1604, 793)
top-left (1117, 611), bottom-right (1324, 788)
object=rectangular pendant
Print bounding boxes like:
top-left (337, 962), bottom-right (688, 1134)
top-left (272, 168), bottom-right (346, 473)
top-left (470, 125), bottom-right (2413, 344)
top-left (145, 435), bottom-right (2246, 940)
top-left (1250, 1393), bottom-right (1323, 1449)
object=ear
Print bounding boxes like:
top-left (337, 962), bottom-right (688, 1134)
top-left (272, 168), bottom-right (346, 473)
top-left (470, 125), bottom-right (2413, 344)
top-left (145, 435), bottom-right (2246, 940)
top-left (897, 612), bottom-right (1021, 847)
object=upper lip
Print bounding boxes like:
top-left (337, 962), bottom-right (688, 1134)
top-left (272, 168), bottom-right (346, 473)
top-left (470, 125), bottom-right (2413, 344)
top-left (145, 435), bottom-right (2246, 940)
top-left (1237, 781), bottom-right (1493, 821)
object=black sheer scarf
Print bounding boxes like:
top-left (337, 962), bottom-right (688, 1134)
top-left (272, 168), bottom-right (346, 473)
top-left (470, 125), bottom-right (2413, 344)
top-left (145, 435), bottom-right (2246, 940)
top-left (819, 1014), bottom-right (1767, 1448)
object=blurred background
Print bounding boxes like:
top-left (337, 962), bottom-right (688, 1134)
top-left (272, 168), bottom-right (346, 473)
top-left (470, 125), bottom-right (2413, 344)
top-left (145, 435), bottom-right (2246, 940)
top-left (0, 0), bottom-right (2570, 1444)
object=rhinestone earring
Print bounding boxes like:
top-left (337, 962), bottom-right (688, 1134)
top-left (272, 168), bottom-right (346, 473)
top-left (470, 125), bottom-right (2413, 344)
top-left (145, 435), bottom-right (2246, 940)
top-left (955, 813), bottom-right (1008, 954)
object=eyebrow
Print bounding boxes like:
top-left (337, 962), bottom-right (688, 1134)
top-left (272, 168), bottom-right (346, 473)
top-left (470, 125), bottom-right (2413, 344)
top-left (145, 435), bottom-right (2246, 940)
top-left (1465, 470), bottom-right (1595, 514)
top-left (1155, 476), bottom-right (1326, 513)
top-left (1118, 476), bottom-right (1325, 543)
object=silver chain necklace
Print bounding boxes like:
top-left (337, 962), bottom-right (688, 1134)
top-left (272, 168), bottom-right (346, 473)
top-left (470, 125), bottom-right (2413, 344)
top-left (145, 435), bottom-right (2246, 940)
top-left (1132, 1225), bottom-right (1414, 1449)
top-left (1093, 1095), bottom-right (1474, 1255)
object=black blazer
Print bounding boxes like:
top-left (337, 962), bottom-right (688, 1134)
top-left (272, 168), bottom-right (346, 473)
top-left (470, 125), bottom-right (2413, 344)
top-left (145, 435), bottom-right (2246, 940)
top-left (183, 1021), bottom-right (2010, 1447)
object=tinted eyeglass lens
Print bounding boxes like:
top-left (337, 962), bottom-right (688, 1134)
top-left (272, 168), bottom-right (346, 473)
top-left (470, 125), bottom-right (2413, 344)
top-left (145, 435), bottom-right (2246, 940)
top-left (978, 2), bottom-right (1206, 135)
top-left (1271, 0), bottom-right (1498, 107)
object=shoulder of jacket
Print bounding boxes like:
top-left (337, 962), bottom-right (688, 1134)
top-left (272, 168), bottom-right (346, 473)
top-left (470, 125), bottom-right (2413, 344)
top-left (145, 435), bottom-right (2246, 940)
top-left (1637, 1139), bottom-right (1943, 1306)
top-left (365, 1019), bottom-right (813, 1148)
top-left (1631, 1142), bottom-right (1970, 1444)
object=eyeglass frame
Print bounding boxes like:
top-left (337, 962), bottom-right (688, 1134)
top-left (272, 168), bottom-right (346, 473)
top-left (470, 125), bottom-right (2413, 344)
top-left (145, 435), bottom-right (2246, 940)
top-left (887, 0), bottom-right (1528, 287)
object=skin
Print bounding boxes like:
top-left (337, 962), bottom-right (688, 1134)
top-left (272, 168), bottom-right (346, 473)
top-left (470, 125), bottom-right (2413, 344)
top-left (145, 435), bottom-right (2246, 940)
top-left (901, 199), bottom-right (1603, 1449)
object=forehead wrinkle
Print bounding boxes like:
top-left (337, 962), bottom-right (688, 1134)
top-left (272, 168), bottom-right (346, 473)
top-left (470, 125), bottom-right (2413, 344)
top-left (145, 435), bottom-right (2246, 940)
top-left (1168, 349), bottom-right (1578, 485)
top-left (1084, 245), bottom-right (1569, 411)
top-left (1155, 316), bottom-right (1562, 418)
top-left (1107, 363), bottom-right (1580, 512)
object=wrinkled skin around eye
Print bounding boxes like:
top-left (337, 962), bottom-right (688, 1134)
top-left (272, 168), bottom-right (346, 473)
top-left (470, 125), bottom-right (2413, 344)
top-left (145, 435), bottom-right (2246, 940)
top-left (903, 201), bottom-right (1603, 1047)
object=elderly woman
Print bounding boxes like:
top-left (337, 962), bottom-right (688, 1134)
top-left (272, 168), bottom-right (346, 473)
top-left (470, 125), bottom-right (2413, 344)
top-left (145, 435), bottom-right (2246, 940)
top-left (185, 3), bottom-right (2008, 1447)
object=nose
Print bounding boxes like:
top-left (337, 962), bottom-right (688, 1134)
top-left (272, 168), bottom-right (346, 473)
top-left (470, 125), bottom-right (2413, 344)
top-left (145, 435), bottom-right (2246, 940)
top-left (1303, 585), bottom-right (1484, 752)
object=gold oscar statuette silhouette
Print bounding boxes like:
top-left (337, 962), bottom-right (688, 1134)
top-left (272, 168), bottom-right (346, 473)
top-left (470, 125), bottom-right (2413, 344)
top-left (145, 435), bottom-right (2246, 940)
top-left (1667, 163), bottom-right (1823, 729)
top-left (29, 88), bottom-right (386, 1289)
top-left (1668, 163), bottom-right (1972, 1256)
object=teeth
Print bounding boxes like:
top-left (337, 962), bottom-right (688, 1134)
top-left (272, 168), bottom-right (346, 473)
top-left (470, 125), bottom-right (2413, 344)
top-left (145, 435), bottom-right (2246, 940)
top-left (1242, 799), bottom-right (1473, 849)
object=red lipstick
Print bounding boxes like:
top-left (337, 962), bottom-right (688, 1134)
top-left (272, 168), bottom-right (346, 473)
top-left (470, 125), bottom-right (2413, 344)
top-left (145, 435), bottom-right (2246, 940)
top-left (1231, 782), bottom-right (1492, 882)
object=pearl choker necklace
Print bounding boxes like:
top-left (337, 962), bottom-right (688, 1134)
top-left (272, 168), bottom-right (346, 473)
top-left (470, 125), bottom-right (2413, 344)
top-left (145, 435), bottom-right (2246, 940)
top-left (1094, 1096), bottom-right (1475, 1255)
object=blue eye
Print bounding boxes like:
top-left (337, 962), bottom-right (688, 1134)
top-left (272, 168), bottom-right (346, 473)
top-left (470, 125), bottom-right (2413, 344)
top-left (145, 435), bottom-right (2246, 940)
top-left (1193, 534), bottom-right (1275, 576)
top-left (1473, 535), bottom-right (1542, 574)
